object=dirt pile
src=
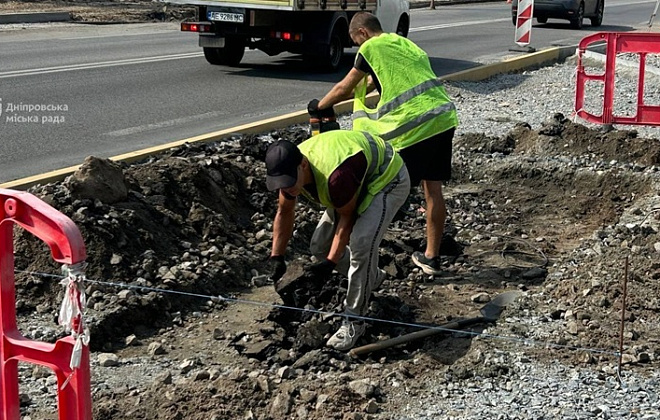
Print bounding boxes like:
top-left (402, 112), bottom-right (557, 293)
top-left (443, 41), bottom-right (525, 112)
top-left (12, 115), bottom-right (660, 419)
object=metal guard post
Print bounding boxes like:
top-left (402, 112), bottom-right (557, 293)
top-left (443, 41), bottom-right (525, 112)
top-left (0, 188), bottom-right (91, 420)
top-left (576, 32), bottom-right (660, 126)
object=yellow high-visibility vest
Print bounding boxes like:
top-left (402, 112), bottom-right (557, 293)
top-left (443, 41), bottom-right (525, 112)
top-left (299, 130), bottom-right (403, 214)
top-left (353, 33), bottom-right (459, 151)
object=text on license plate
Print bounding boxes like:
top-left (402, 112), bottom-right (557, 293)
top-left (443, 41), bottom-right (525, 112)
top-left (207, 12), bottom-right (244, 23)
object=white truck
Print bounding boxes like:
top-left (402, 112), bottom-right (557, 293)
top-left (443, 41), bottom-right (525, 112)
top-left (168, 0), bottom-right (410, 71)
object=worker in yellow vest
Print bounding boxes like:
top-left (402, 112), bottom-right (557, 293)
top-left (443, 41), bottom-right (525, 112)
top-left (265, 130), bottom-right (410, 351)
top-left (308, 11), bottom-right (459, 276)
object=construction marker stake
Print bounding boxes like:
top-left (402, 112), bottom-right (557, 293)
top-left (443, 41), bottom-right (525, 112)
top-left (514, 0), bottom-right (534, 47)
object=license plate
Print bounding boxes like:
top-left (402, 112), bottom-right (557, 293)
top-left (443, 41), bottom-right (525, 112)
top-left (207, 12), bottom-right (244, 23)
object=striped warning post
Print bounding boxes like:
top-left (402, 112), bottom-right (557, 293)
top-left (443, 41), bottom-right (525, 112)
top-left (514, 0), bottom-right (534, 46)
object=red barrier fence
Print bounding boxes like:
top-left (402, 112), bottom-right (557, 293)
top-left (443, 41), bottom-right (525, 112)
top-left (0, 189), bottom-right (91, 420)
top-left (576, 32), bottom-right (660, 126)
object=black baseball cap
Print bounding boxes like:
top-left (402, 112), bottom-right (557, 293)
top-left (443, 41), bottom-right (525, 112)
top-left (265, 140), bottom-right (303, 191)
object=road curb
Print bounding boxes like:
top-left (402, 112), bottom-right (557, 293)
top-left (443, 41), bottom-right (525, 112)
top-left (0, 11), bottom-right (71, 24)
top-left (0, 45), bottom-right (577, 191)
top-left (442, 45), bottom-right (576, 81)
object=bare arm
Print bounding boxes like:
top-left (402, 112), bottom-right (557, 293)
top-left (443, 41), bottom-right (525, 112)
top-left (326, 194), bottom-right (359, 264)
top-left (271, 192), bottom-right (296, 257)
top-left (318, 67), bottom-right (367, 110)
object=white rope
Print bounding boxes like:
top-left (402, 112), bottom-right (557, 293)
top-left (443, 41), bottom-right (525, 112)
top-left (58, 263), bottom-right (90, 389)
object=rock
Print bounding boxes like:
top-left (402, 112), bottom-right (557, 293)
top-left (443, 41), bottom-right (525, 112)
top-left (117, 289), bottom-right (132, 300)
top-left (277, 366), bottom-right (292, 380)
top-left (299, 389), bottom-right (317, 403)
top-left (148, 342), bottom-right (166, 356)
top-left (255, 229), bottom-right (270, 241)
top-left (125, 334), bottom-right (140, 346)
top-left (292, 349), bottom-right (330, 370)
top-left (348, 378), bottom-right (377, 398)
top-left (295, 406), bottom-right (309, 419)
top-left (315, 394), bottom-right (329, 411)
top-left (364, 399), bottom-right (379, 414)
top-left (255, 375), bottom-right (271, 393)
top-left (155, 371), bottom-right (172, 385)
top-left (637, 353), bottom-right (651, 363)
top-left (213, 328), bottom-right (225, 340)
top-left (98, 353), bottom-right (119, 367)
top-left (269, 392), bottom-right (293, 418)
top-left (295, 320), bottom-right (331, 351)
top-left (621, 354), bottom-right (636, 365)
top-left (179, 359), bottom-right (197, 374)
top-left (65, 156), bottom-right (128, 204)
top-left (567, 321), bottom-right (580, 335)
top-left (190, 370), bottom-right (210, 381)
top-left (240, 339), bottom-right (274, 359)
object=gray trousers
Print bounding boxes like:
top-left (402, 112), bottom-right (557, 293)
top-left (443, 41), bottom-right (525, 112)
top-left (309, 166), bottom-right (410, 317)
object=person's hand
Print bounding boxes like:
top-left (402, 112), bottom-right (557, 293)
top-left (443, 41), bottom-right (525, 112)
top-left (308, 99), bottom-right (335, 120)
top-left (268, 255), bottom-right (287, 281)
top-left (319, 106), bottom-right (335, 120)
top-left (307, 99), bottom-right (321, 118)
top-left (305, 259), bottom-right (336, 280)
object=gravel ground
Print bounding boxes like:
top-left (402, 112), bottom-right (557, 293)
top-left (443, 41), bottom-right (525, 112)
top-left (446, 53), bottom-right (660, 140)
top-left (12, 52), bottom-right (660, 419)
top-left (384, 54), bottom-right (660, 420)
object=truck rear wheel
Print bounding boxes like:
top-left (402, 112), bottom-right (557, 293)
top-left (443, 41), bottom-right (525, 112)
top-left (322, 32), bottom-right (344, 72)
top-left (203, 37), bottom-right (246, 66)
top-left (396, 16), bottom-right (409, 37)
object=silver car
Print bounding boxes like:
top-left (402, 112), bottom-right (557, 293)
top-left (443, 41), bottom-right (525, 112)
top-left (511, 0), bottom-right (604, 29)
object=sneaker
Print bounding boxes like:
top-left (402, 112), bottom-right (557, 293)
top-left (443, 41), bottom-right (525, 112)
top-left (412, 251), bottom-right (443, 276)
top-left (326, 320), bottom-right (366, 351)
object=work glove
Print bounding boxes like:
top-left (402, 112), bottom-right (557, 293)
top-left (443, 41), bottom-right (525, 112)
top-left (307, 99), bottom-right (321, 118)
top-left (305, 259), bottom-right (336, 280)
top-left (268, 255), bottom-right (287, 282)
top-left (307, 99), bottom-right (335, 119)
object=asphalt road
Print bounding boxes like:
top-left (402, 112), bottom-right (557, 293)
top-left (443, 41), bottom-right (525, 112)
top-left (0, 0), bottom-right (656, 183)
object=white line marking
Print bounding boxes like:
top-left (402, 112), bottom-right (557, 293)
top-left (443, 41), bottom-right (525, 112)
top-left (410, 18), bottom-right (511, 32)
top-left (105, 110), bottom-right (227, 137)
top-left (0, 52), bottom-right (204, 79)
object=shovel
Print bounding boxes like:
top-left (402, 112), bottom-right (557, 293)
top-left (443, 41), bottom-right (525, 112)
top-left (349, 291), bottom-right (522, 357)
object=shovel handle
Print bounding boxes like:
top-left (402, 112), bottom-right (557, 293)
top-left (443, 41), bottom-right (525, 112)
top-left (349, 317), bottom-right (487, 357)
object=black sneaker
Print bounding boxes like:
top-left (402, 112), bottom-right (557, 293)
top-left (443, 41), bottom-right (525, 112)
top-left (411, 251), bottom-right (443, 276)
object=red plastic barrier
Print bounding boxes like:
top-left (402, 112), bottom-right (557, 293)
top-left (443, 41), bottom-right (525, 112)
top-left (576, 32), bottom-right (660, 126)
top-left (0, 189), bottom-right (91, 420)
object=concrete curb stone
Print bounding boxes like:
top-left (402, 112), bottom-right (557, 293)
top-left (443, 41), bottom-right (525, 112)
top-left (0, 11), bottom-right (71, 24)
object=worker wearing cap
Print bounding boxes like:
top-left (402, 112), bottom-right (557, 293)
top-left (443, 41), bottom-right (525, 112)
top-left (308, 11), bottom-right (459, 276)
top-left (265, 130), bottom-right (410, 351)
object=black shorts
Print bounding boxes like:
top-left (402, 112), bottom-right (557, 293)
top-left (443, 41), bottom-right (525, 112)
top-left (398, 127), bottom-right (455, 187)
